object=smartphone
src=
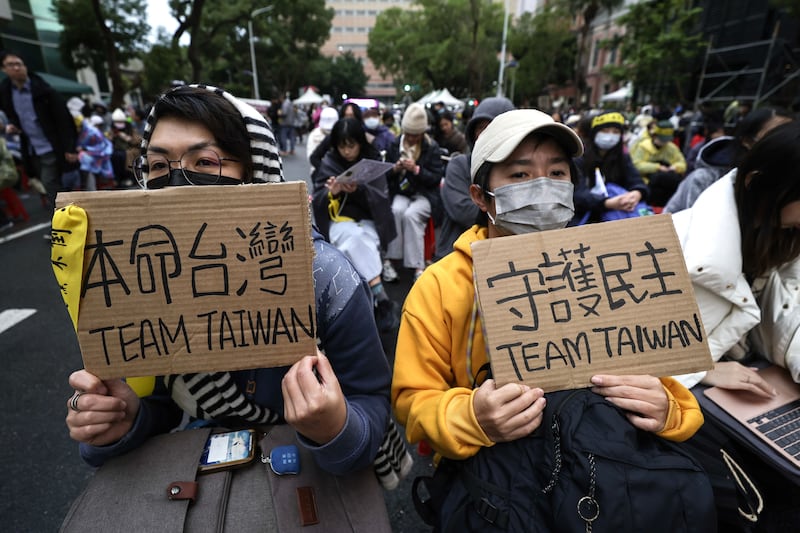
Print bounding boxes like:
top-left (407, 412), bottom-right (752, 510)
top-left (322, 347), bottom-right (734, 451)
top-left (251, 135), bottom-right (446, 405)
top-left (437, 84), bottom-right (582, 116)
top-left (198, 429), bottom-right (256, 474)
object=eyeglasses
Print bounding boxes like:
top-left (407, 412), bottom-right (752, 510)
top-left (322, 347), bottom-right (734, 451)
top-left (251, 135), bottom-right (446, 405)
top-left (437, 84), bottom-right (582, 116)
top-left (132, 148), bottom-right (240, 189)
top-left (2, 61), bottom-right (24, 69)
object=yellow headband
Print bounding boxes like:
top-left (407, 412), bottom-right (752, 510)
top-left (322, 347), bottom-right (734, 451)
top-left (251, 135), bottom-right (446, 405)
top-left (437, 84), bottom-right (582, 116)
top-left (591, 112), bottom-right (625, 130)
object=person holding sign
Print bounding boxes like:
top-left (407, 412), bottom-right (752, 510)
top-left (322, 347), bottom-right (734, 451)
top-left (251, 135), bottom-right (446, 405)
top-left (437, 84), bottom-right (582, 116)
top-left (391, 109), bottom-right (709, 529)
top-left (64, 86), bottom-right (408, 486)
top-left (311, 117), bottom-right (400, 333)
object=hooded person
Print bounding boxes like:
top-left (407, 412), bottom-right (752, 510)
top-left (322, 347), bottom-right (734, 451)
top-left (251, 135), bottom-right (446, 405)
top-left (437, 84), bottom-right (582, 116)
top-left (391, 108), bottom-right (709, 529)
top-left (664, 107), bottom-right (793, 214)
top-left (65, 85), bottom-right (411, 489)
top-left (630, 119), bottom-right (687, 207)
top-left (662, 135), bottom-right (734, 214)
top-left (433, 96), bottom-right (514, 261)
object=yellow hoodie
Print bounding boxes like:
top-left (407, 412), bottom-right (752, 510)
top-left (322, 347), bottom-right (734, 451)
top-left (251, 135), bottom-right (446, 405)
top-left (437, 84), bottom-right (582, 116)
top-left (392, 225), bottom-right (704, 460)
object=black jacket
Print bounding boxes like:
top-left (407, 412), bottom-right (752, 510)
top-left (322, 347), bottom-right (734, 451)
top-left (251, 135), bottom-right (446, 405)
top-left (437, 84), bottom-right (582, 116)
top-left (0, 72), bottom-right (77, 176)
top-left (572, 152), bottom-right (648, 225)
top-left (385, 134), bottom-right (445, 222)
top-left (311, 146), bottom-right (397, 251)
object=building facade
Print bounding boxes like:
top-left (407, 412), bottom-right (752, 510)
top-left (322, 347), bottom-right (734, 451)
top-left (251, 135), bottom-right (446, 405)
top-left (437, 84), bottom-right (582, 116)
top-left (0, 0), bottom-right (95, 96)
top-left (321, 0), bottom-right (412, 101)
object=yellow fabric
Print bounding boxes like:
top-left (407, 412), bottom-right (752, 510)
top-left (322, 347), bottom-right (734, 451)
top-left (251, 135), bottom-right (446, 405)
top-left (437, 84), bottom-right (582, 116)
top-left (51, 205), bottom-right (88, 331)
top-left (327, 191), bottom-right (354, 223)
top-left (126, 376), bottom-right (156, 397)
top-left (391, 225), bottom-right (703, 460)
top-left (50, 204), bottom-right (156, 399)
top-left (630, 137), bottom-right (687, 178)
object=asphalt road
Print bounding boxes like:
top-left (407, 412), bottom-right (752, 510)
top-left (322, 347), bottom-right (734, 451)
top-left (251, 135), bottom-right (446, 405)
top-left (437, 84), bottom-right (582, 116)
top-left (0, 140), bottom-right (433, 532)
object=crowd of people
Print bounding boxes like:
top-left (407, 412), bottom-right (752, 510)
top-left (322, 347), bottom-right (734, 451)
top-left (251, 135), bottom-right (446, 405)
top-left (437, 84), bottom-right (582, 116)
top-left (4, 46), bottom-right (799, 531)
top-left (0, 50), bottom-right (152, 236)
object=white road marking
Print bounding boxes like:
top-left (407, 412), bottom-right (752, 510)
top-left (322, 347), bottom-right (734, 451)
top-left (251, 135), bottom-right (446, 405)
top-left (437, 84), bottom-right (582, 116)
top-left (0, 309), bottom-right (37, 335)
top-left (0, 222), bottom-right (51, 244)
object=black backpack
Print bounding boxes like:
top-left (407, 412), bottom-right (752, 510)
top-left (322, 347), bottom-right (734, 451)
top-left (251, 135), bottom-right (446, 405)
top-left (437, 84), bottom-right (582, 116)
top-left (413, 388), bottom-right (716, 532)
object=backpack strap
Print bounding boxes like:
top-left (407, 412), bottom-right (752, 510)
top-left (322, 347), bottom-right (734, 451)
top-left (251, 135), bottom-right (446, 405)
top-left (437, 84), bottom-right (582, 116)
top-left (457, 462), bottom-right (510, 528)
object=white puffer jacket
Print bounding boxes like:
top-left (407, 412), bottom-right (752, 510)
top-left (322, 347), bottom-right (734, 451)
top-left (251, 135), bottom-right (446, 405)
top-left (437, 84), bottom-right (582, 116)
top-left (672, 170), bottom-right (800, 388)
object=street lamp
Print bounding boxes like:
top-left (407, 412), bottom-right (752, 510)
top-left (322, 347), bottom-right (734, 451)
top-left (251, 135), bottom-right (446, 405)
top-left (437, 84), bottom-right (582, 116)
top-left (248, 5), bottom-right (274, 100)
top-left (496, 0), bottom-right (510, 98)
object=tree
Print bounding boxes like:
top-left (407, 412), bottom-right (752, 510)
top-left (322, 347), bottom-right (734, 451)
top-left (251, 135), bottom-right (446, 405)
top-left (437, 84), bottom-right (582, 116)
top-left (368, 0), bottom-right (504, 98)
top-left (165, 0), bottom-right (333, 98)
top-left (140, 29), bottom-right (189, 101)
top-left (508, 7), bottom-right (575, 105)
top-left (53, 0), bottom-right (150, 108)
top-left (332, 52), bottom-right (368, 99)
top-left (603, 0), bottom-right (706, 104)
top-left (307, 51), bottom-right (368, 101)
top-left (554, 0), bottom-right (624, 104)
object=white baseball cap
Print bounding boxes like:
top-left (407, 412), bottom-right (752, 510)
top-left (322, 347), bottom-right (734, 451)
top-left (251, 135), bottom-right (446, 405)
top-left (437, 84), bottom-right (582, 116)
top-left (470, 109), bottom-right (584, 181)
top-left (319, 107), bottom-right (339, 131)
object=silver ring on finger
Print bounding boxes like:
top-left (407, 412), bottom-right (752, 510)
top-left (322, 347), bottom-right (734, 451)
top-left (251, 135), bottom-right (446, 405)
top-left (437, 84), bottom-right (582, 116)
top-left (69, 390), bottom-right (83, 412)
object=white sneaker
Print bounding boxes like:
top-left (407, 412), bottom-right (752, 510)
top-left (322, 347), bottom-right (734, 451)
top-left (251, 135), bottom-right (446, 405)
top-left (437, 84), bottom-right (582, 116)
top-left (382, 259), bottom-right (398, 283)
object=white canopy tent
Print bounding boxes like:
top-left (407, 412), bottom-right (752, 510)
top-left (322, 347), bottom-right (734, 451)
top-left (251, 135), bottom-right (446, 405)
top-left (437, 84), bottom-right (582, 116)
top-left (293, 88), bottom-right (323, 105)
top-left (415, 88), bottom-right (464, 110)
top-left (600, 82), bottom-right (633, 102)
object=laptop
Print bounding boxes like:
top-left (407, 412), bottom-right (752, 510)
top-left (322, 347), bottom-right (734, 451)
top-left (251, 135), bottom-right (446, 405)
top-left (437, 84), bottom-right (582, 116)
top-left (703, 365), bottom-right (800, 474)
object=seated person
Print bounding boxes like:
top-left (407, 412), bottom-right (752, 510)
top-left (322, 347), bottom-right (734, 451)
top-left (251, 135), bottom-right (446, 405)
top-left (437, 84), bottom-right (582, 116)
top-left (573, 111), bottom-right (650, 224)
top-left (664, 107), bottom-right (793, 214)
top-left (311, 117), bottom-right (399, 332)
top-left (434, 110), bottom-right (467, 157)
top-left (392, 108), bottom-right (704, 498)
top-left (434, 97), bottom-right (514, 261)
top-left (362, 107), bottom-right (396, 155)
top-left (385, 103), bottom-right (444, 281)
top-left (65, 85), bottom-right (394, 479)
top-left (630, 119), bottom-right (686, 207)
top-left (672, 121), bottom-right (800, 529)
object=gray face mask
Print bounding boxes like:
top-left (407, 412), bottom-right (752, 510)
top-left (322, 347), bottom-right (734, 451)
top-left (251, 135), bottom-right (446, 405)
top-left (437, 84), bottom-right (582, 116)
top-left (486, 178), bottom-right (575, 234)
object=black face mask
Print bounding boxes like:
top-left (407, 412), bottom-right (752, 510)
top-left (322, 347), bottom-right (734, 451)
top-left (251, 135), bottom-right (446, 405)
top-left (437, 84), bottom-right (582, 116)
top-left (146, 168), bottom-right (242, 189)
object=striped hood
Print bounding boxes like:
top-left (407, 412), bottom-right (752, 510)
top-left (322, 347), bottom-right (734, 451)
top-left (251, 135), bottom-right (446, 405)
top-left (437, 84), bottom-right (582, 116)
top-left (141, 83), bottom-right (283, 183)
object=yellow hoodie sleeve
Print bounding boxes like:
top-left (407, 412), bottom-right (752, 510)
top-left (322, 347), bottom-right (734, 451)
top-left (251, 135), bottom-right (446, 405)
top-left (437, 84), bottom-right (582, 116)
top-left (655, 376), bottom-right (704, 442)
top-left (392, 274), bottom-right (494, 460)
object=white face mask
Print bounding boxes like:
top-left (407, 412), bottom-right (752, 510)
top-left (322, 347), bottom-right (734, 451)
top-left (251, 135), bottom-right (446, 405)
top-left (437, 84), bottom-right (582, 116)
top-left (364, 117), bottom-right (380, 129)
top-left (594, 131), bottom-right (621, 150)
top-left (486, 178), bottom-right (575, 234)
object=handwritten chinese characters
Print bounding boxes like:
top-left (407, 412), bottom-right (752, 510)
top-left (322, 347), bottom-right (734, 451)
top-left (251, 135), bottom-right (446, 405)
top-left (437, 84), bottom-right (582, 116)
top-left (472, 215), bottom-right (713, 391)
top-left (54, 183), bottom-right (316, 379)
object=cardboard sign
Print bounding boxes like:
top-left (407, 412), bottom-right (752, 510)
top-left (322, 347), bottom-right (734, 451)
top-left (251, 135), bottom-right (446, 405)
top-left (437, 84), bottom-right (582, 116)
top-left (54, 183), bottom-right (317, 379)
top-left (471, 215), bottom-right (713, 392)
top-left (336, 159), bottom-right (393, 185)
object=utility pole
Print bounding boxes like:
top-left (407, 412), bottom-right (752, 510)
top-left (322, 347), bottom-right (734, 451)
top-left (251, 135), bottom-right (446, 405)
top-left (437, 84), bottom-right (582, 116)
top-left (248, 5), bottom-right (274, 100)
top-left (496, 0), bottom-right (510, 97)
